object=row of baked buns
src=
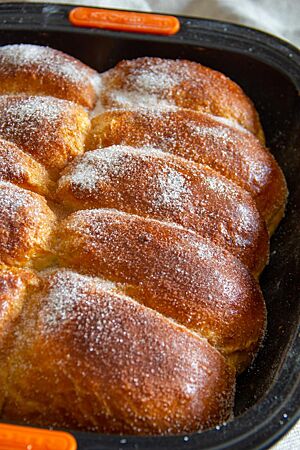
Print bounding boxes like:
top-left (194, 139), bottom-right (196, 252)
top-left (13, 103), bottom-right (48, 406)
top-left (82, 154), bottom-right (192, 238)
top-left (0, 44), bottom-right (287, 435)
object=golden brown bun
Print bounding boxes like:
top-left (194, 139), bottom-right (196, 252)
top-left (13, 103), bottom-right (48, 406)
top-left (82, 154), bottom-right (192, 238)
top-left (0, 264), bottom-right (39, 346)
top-left (0, 44), bottom-right (99, 108)
top-left (0, 138), bottom-right (55, 198)
top-left (57, 146), bottom-right (269, 276)
top-left (99, 57), bottom-right (264, 141)
top-left (88, 109), bottom-right (287, 232)
top-left (1, 268), bottom-right (235, 434)
top-left (57, 209), bottom-right (266, 371)
top-left (0, 95), bottom-right (90, 177)
top-left (0, 265), bottom-right (39, 410)
top-left (0, 182), bottom-right (56, 269)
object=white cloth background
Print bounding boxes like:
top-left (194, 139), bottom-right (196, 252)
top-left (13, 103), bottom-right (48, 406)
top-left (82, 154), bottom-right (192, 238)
top-left (25, 0), bottom-right (300, 46)
top-left (8, 0), bottom-right (300, 448)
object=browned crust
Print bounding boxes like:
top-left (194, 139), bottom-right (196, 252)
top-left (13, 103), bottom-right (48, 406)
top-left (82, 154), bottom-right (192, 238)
top-left (99, 57), bottom-right (264, 141)
top-left (0, 95), bottom-right (90, 177)
top-left (0, 265), bottom-right (39, 346)
top-left (87, 109), bottom-right (287, 231)
top-left (0, 265), bottom-right (39, 411)
top-left (57, 209), bottom-right (266, 371)
top-left (0, 182), bottom-right (57, 269)
top-left (1, 268), bottom-right (235, 434)
top-left (0, 44), bottom-right (98, 108)
top-left (57, 146), bottom-right (269, 276)
top-left (0, 138), bottom-right (55, 198)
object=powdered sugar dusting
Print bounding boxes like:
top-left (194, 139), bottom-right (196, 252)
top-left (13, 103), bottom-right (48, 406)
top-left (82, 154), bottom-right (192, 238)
top-left (0, 180), bottom-right (55, 267)
top-left (40, 269), bottom-right (118, 332)
top-left (40, 267), bottom-right (206, 343)
top-left (0, 95), bottom-right (88, 171)
top-left (59, 145), bottom-right (179, 192)
top-left (58, 144), bottom-right (264, 264)
top-left (59, 146), bottom-right (134, 192)
top-left (90, 108), bottom-right (274, 206)
top-left (186, 118), bottom-right (272, 188)
top-left (0, 96), bottom-right (67, 155)
top-left (97, 58), bottom-right (196, 111)
top-left (204, 175), bottom-right (234, 197)
top-left (36, 267), bottom-right (218, 366)
top-left (0, 95), bottom-right (65, 126)
top-left (58, 145), bottom-right (194, 213)
top-left (97, 58), bottom-right (211, 115)
top-left (129, 65), bottom-right (187, 93)
top-left (24, 266), bottom-right (235, 435)
top-left (98, 89), bottom-right (177, 113)
top-left (191, 123), bottom-right (233, 141)
top-left (0, 180), bottom-right (38, 217)
top-left (153, 165), bottom-right (191, 211)
top-left (89, 72), bottom-right (102, 94)
top-left (0, 44), bottom-right (96, 87)
top-left (0, 138), bottom-right (52, 196)
top-left (59, 208), bottom-right (264, 345)
top-left (0, 146), bottom-right (26, 180)
top-left (114, 59), bottom-right (192, 95)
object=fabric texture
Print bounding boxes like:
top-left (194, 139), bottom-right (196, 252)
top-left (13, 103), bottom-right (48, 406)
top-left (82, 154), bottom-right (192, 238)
top-left (25, 0), bottom-right (300, 46)
top-left (6, 0), bottom-right (300, 448)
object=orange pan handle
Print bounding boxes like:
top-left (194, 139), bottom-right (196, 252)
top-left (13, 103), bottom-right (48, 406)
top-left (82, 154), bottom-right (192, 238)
top-left (0, 423), bottom-right (77, 450)
top-left (69, 7), bottom-right (180, 36)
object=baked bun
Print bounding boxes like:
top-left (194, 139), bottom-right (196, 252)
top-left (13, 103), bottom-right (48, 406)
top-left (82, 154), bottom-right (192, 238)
top-left (0, 95), bottom-right (90, 176)
top-left (57, 146), bottom-right (269, 276)
top-left (0, 265), bottom-right (39, 410)
top-left (1, 268), bottom-right (235, 434)
top-left (0, 264), bottom-right (39, 345)
top-left (0, 44), bottom-right (99, 108)
top-left (0, 138), bottom-right (55, 198)
top-left (98, 57), bottom-right (264, 141)
top-left (57, 209), bottom-right (266, 371)
top-left (88, 109), bottom-right (287, 233)
top-left (0, 182), bottom-right (56, 269)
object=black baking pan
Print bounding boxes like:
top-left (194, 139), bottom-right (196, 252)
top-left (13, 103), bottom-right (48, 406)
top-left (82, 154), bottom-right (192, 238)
top-left (0, 3), bottom-right (299, 450)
